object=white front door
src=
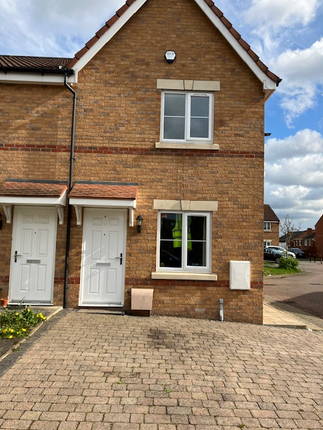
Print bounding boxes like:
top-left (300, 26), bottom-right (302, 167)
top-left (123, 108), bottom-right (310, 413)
top-left (9, 207), bottom-right (57, 304)
top-left (80, 209), bottom-right (126, 306)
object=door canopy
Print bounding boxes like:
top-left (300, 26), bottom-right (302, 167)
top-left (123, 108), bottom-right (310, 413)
top-left (69, 181), bottom-right (138, 226)
top-left (0, 180), bottom-right (68, 224)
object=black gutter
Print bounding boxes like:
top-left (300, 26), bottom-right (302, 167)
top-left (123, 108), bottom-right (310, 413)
top-left (63, 74), bottom-right (77, 309)
top-left (0, 67), bottom-right (74, 75)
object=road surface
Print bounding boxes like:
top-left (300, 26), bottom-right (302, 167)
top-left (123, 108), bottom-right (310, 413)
top-left (264, 261), bottom-right (323, 319)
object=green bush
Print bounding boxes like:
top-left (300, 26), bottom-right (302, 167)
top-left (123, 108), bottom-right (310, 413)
top-left (278, 256), bottom-right (299, 270)
top-left (0, 306), bottom-right (46, 339)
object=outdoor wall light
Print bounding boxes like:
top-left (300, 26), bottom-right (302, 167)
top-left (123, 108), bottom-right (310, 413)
top-left (164, 50), bottom-right (176, 64)
top-left (136, 215), bottom-right (143, 233)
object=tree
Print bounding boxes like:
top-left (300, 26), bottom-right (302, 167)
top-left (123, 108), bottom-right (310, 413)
top-left (280, 214), bottom-right (302, 250)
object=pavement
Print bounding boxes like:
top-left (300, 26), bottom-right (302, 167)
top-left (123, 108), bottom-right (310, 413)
top-left (0, 301), bottom-right (322, 430)
top-left (263, 260), bottom-right (323, 330)
top-left (263, 296), bottom-right (323, 330)
top-left (264, 261), bottom-right (323, 321)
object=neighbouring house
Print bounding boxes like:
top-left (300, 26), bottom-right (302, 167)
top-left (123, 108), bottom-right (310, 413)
top-left (0, 0), bottom-right (280, 324)
top-left (291, 228), bottom-right (315, 257)
top-left (315, 215), bottom-right (323, 259)
top-left (280, 228), bottom-right (316, 257)
top-left (263, 204), bottom-right (280, 247)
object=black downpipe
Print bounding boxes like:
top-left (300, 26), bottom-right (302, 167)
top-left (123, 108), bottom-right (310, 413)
top-left (63, 74), bottom-right (77, 308)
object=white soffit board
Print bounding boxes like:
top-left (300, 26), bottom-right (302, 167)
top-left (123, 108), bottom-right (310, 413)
top-left (0, 190), bottom-right (67, 207)
top-left (0, 72), bottom-right (77, 85)
top-left (70, 197), bottom-right (136, 226)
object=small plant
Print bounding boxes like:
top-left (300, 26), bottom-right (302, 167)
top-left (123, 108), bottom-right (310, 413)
top-left (278, 256), bottom-right (299, 271)
top-left (0, 306), bottom-right (46, 339)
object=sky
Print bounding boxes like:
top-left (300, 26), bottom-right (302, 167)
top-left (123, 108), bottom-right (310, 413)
top-left (0, 0), bottom-right (323, 232)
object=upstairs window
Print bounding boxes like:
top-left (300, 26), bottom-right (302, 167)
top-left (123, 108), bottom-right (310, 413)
top-left (161, 92), bottom-right (213, 143)
top-left (264, 222), bottom-right (271, 231)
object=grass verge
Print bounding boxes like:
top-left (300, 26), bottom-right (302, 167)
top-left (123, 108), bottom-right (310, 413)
top-left (264, 265), bottom-right (301, 276)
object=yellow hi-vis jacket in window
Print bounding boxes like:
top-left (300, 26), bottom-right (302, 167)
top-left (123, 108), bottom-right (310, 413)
top-left (172, 215), bottom-right (192, 250)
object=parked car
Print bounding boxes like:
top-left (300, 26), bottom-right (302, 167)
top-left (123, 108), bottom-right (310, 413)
top-left (264, 247), bottom-right (283, 262)
top-left (266, 246), bottom-right (296, 258)
top-left (288, 248), bottom-right (306, 258)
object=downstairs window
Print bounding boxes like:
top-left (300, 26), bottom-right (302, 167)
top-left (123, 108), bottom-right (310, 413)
top-left (157, 212), bottom-right (211, 272)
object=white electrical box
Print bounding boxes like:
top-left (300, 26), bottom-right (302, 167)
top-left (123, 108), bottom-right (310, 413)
top-left (230, 261), bottom-right (250, 290)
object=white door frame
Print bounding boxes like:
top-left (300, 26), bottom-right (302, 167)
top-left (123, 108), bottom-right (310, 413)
top-left (9, 206), bottom-right (57, 304)
top-left (79, 208), bottom-right (127, 307)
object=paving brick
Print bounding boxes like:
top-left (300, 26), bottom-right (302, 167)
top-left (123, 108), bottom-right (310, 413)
top-left (0, 313), bottom-right (322, 430)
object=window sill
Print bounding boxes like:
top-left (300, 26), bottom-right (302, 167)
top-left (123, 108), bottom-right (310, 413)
top-left (151, 272), bottom-right (217, 281)
top-left (155, 142), bottom-right (219, 150)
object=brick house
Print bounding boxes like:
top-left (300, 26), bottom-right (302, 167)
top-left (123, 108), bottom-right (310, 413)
top-left (263, 204), bottom-right (280, 247)
top-left (315, 215), bottom-right (323, 259)
top-left (289, 228), bottom-right (315, 257)
top-left (0, 0), bottom-right (280, 324)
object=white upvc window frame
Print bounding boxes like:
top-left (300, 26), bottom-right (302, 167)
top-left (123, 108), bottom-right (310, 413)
top-left (263, 222), bottom-right (271, 231)
top-left (264, 240), bottom-right (272, 248)
top-left (161, 91), bottom-right (214, 144)
top-left (157, 211), bottom-right (212, 273)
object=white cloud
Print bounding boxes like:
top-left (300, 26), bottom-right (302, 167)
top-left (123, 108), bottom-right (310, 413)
top-left (266, 155), bottom-right (323, 187)
top-left (274, 38), bottom-right (323, 125)
top-left (265, 129), bottom-right (323, 162)
top-left (265, 129), bottom-right (323, 228)
top-left (0, 0), bottom-right (125, 56)
top-left (245, 0), bottom-right (318, 30)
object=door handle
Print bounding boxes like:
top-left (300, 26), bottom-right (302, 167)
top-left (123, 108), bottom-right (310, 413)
top-left (14, 250), bottom-right (22, 263)
top-left (114, 253), bottom-right (123, 265)
top-left (119, 253), bottom-right (123, 265)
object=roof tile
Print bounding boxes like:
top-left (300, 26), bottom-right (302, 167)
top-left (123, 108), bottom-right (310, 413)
top-left (211, 5), bottom-right (223, 18)
top-left (66, 58), bottom-right (78, 68)
top-left (96, 25), bottom-right (109, 38)
top-left (221, 16), bottom-right (232, 29)
top-left (229, 27), bottom-right (240, 40)
top-left (238, 39), bottom-right (250, 51)
top-left (69, 183), bottom-right (138, 200)
top-left (86, 35), bottom-right (100, 49)
top-left (0, 181), bottom-right (68, 198)
top-left (75, 46), bottom-right (88, 61)
top-left (248, 49), bottom-right (259, 62)
top-left (106, 14), bottom-right (119, 27)
top-left (0, 55), bottom-right (71, 71)
top-left (256, 60), bottom-right (268, 73)
top-left (116, 4), bottom-right (129, 16)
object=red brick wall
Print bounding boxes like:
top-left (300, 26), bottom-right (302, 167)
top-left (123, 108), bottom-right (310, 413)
top-left (316, 216), bottom-right (323, 259)
top-left (0, 0), bottom-right (266, 323)
top-left (264, 222), bottom-right (280, 246)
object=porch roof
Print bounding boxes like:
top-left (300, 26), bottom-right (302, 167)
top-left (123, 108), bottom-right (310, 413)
top-left (0, 179), bottom-right (68, 198)
top-left (68, 182), bottom-right (138, 200)
top-left (68, 181), bottom-right (138, 226)
top-left (0, 180), bottom-right (68, 224)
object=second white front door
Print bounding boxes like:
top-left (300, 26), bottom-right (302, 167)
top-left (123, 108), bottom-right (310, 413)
top-left (80, 209), bottom-right (126, 306)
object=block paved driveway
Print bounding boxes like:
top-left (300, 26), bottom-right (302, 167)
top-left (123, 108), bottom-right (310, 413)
top-left (0, 310), bottom-right (322, 430)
